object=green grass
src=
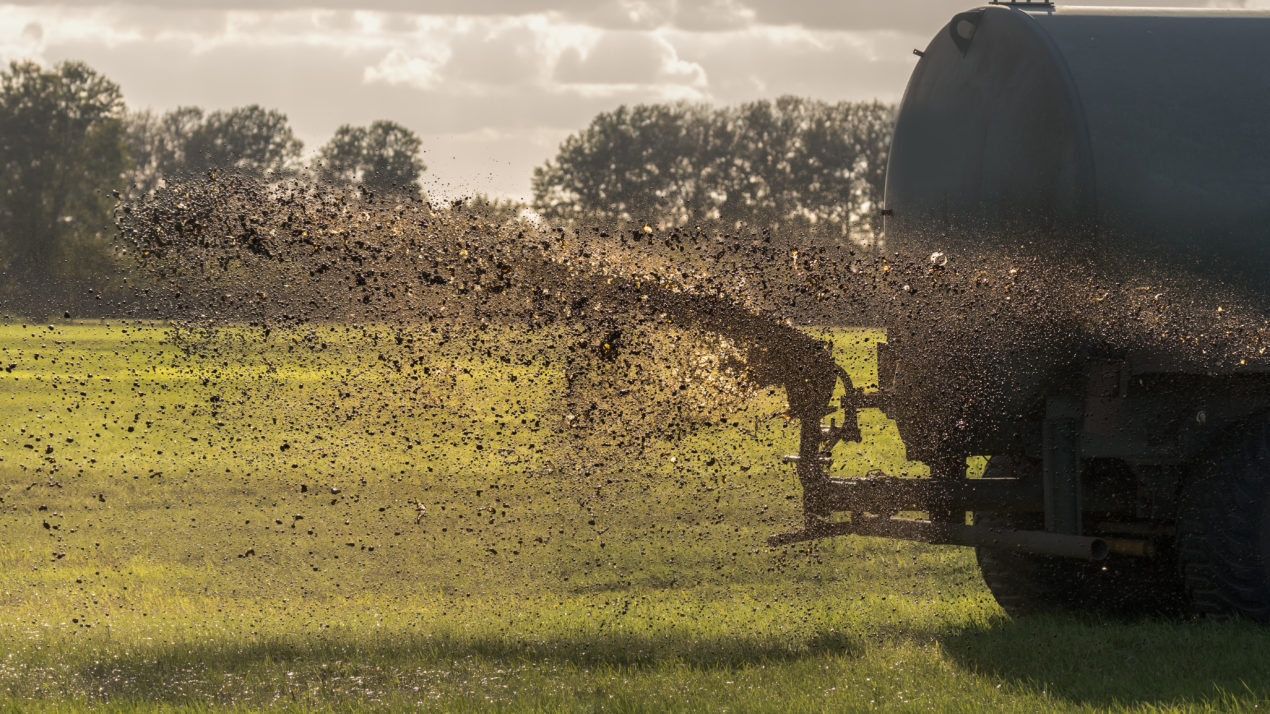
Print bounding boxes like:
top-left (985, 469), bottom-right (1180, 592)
top-left (3, 322), bottom-right (1270, 712)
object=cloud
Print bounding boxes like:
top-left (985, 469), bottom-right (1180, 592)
top-left (0, 1), bottom-right (927, 199)
top-left (353, 16), bottom-right (708, 102)
top-left (19, 20), bottom-right (42, 43)
top-left (10, 0), bottom-right (1212, 201)
top-left (554, 31), bottom-right (706, 91)
top-left (442, 21), bottom-right (545, 87)
top-left (0, 14), bottom-right (45, 63)
top-left (364, 46), bottom-right (450, 91)
top-left (664, 25), bottom-right (918, 103)
top-left (672, 0), bottom-right (756, 32)
top-left (356, 17), bottom-right (566, 95)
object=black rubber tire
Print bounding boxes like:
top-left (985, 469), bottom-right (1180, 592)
top-left (1178, 419), bottom-right (1270, 621)
top-left (975, 512), bottom-right (1084, 616)
top-left (975, 456), bottom-right (1186, 618)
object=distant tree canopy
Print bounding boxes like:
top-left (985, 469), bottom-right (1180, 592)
top-left (452, 194), bottom-right (529, 225)
top-left (0, 55), bottom-right (897, 316)
top-left (532, 97), bottom-right (894, 244)
top-left (0, 60), bottom-right (128, 312)
top-left (0, 59), bottom-right (444, 316)
top-left (316, 120), bottom-right (426, 197)
top-left (126, 104), bottom-right (303, 191)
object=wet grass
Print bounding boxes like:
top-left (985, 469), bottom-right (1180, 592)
top-left (3, 322), bottom-right (1270, 712)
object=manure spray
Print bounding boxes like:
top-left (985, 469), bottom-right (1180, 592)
top-left (113, 173), bottom-right (1270, 522)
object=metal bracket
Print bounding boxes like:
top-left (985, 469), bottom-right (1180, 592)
top-left (1043, 397), bottom-right (1083, 534)
top-left (769, 516), bottom-right (1109, 561)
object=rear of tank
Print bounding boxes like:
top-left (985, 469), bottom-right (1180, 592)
top-left (877, 4), bottom-right (1270, 464)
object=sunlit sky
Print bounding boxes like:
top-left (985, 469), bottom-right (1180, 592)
top-left (1, 0), bottom-right (1256, 200)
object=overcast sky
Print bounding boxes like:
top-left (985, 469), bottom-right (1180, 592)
top-left (0, 0), bottom-right (1253, 200)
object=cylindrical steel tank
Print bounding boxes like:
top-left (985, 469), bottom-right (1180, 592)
top-left (883, 3), bottom-right (1270, 292)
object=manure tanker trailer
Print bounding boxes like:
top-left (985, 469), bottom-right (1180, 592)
top-left (771, 1), bottom-right (1270, 619)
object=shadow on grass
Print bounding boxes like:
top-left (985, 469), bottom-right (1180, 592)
top-left (61, 626), bottom-right (861, 703)
top-left (940, 615), bottom-right (1270, 707)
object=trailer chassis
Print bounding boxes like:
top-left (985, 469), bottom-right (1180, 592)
top-left (770, 345), bottom-right (1270, 562)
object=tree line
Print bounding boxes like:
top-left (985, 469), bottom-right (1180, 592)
top-left (0, 60), bottom-right (431, 314)
top-left (0, 58), bottom-right (893, 317)
top-left (531, 97), bottom-right (893, 241)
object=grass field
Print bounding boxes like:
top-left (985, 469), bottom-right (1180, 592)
top-left (4, 322), bottom-right (1270, 712)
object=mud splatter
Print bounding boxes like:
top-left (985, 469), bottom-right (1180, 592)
top-left (115, 173), bottom-right (1270, 473)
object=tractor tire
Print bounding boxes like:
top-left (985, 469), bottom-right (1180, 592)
top-left (974, 515), bottom-right (1078, 616)
top-left (975, 456), bottom-right (1186, 618)
top-left (1178, 418), bottom-right (1270, 621)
